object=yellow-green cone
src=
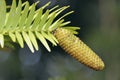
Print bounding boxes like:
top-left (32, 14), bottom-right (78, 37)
top-left (54, 28), bottom-right (105, 70)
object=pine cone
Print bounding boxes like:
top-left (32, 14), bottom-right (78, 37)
top-left (54, 28), bottom-right (105, 70)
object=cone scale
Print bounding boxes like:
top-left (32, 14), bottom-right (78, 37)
top-left (54, 28), bottom-right (105, 70)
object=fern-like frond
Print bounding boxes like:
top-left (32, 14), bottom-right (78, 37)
top-left (0, 0), bottom-right (79, 52)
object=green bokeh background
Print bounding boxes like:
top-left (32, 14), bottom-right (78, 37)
top-left (0, 0), bottom-right (120, 80)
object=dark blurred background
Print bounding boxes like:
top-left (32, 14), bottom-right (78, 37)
top-left (0, 0), bottom-right (120, 80)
